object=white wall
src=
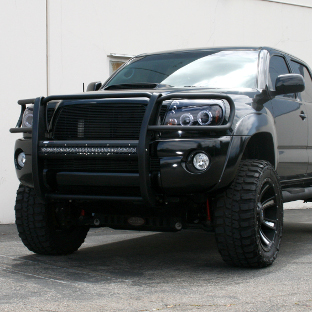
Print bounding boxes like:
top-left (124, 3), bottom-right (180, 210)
top-left (2, 0), bottom-right (312, 223)
top-left (47, 0), bottom-right (312, 95)
top-left (0, 1), bottom-right (46, 223)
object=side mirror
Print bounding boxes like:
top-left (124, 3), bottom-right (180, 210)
top-left (275, 74), bottom-right (305, 95)
top-left (86, 81), bottom-right (102, 92)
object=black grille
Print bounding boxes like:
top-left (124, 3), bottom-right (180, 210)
top-left (52, 103), bottom-right (146, 140)
top-left (44, 158), bottom-right (139, 173)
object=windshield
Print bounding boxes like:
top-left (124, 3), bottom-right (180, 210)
top-left (105, 50), bottom-right (259, 89)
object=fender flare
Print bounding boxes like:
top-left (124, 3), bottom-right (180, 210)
top-left (214, 112), bottom-right (278, 191)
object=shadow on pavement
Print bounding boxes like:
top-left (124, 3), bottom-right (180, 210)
top-left (6, 209), bottom-right (312, 286)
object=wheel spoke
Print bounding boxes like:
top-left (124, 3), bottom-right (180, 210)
top-left (261, 196), bottom-right (276, 209)
top-left (262, 218), bottom-right (276, 230)
top-left (259, 229), bottom-right (272, 248)
top-left (259, 183), bottom-right (270, 201)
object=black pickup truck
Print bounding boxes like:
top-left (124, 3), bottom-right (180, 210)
top-left (11, 47), bottom-right (312, 267)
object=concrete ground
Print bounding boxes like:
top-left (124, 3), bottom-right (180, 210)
top-left (284, 200), bottom-right (312, 210)
top-left (1, 209), bottom-right (312, 312)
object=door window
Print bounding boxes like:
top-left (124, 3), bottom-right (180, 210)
top-left (269, 55), bottom-right (294, 98)
top-left (290, 60), bottom-right (312, 103)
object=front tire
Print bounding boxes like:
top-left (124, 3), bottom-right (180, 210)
top-left (15, 185), bottom-right (89, 255)
top-left (213, 160), bottom-right (283, 268)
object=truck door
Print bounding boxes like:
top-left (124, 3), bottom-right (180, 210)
top-left (269, 55), bottom-right (308, 179)
top-left (290, 60), bottom-right (312, 176)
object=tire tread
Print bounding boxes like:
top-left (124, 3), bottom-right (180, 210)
top-left (15, 185), bottom-right (89, 255)
top-left (213, 160), bottom-right (283, 268)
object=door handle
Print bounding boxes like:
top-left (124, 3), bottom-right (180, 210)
top-left (300, 111), bottom-right (307, 120)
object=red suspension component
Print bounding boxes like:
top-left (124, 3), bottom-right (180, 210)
top-left (206, 198), bottom-right (211, 222)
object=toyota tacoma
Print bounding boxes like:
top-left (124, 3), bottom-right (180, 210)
top-left (10, 47), bottom-right (311, 267)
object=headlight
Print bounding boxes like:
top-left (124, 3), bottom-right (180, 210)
top-left (22, 106), bottom-right (33, 128)
top-left (163, 99), bottom-right (226, 126)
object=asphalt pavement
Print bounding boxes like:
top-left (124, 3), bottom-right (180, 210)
top-left (1, 209), bottom-right (312, 312)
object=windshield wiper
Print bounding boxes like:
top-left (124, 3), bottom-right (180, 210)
top-left (104, 83), bottom-right (158, 90)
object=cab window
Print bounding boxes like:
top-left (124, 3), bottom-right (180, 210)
top-left (290, 60), bottom-right (312, 103)
top-left (269, 55), bottom-right (294, 98)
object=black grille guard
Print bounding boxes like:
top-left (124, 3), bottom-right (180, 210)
top-left (11, 92), bottom-right (235, 206)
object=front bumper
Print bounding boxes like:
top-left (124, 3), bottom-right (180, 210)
top-left (14, 136), bottom-right (231, 201)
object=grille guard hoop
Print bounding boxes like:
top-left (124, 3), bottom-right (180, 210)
top-left (27, 92), bottom-right (235, 206)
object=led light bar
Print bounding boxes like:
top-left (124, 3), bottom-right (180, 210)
top-left (40, 146), bottom-right (137, 155)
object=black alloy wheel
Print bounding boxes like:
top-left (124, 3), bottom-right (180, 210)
top-left (257, 178), bottom-right (279, 252)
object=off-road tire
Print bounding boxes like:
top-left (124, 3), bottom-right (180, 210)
top-left (213, 160), bottom-right (283, 268)
top-left (15, 185), bottom-right (89, 255)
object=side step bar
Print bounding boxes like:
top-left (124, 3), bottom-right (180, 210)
top-left (282, 187), bottom-right (312, 203)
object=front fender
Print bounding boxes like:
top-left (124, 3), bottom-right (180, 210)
top-left (212, 111), bottom-right (278, 191)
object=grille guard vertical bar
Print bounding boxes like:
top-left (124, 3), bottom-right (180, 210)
top-left (32, 97), bottom-right (46, 201)
top-left (138, 93), bottom-right (161, 206)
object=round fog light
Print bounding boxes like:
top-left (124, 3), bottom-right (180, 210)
top-left (17, 152), bottom-right (26, 169)
top-left (193, 153), bottom-right (209, 171)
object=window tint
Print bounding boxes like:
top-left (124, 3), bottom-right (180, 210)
top-left (269, 56), bottom-right (290, 90)
top-left (290, 61), bottom-right (312, 102)
top-left (269, 55), bottom-right (294, 98)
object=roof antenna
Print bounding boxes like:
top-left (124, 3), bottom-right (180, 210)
top-left (83, 83), bottom-right (85, 92)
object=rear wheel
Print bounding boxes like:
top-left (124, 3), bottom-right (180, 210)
top-left (15, 185), bottom-right (89, 255)
top-left (213, 160), bottom-right (283, 267)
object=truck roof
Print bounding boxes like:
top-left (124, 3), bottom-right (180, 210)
top-left (135, 46), bottom-right (307, 68)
